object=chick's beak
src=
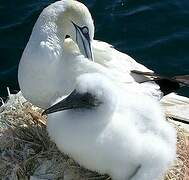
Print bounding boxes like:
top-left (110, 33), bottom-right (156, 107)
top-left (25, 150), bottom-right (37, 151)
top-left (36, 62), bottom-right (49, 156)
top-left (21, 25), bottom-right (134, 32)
top-left (42, 90), bottom-right (98, 116)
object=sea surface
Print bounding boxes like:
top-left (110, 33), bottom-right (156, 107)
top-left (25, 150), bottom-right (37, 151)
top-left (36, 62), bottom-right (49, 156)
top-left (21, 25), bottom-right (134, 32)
top-left (0, 0), bottom-right (189, 98)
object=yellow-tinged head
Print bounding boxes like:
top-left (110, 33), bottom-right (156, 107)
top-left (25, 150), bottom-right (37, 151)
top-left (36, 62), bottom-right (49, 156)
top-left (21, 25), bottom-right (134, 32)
top-left (42, 0), bottom-right (94, 60)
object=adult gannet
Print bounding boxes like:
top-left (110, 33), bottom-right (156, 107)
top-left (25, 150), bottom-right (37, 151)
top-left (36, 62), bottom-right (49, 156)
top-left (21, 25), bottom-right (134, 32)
top-left (18, 0), bottom-right (188, 108)
top-left (43, 73), bottom-right (176, 180)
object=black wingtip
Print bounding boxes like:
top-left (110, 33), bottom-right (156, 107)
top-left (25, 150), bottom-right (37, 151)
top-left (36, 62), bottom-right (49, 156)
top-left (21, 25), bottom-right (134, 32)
top-left (131, 70), bottom-right (189, 95)
top-left (154, 78), bottom-right (180, 95)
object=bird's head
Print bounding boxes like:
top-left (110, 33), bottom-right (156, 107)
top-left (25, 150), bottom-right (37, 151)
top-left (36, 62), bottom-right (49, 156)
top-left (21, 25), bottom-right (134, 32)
top-left (42, 73), bottom-right (117, 116)
top-left (43, 0), bottom-right (94, 60)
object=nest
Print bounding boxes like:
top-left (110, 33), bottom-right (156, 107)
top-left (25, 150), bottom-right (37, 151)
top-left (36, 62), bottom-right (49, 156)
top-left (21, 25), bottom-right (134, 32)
top-left (0, 93), bottom-right (188, 180)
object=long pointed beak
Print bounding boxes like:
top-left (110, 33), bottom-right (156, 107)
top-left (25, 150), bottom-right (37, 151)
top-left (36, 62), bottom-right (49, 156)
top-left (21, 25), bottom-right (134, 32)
top-left (72, 22), bottom-right (94, 61)
top-left (42, 90), bottom-right (98, 116)
top-left (42, 90), bottom-right (79, 115)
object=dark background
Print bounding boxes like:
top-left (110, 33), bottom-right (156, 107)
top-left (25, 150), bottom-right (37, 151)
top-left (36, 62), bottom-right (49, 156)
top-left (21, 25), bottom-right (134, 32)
top-left (0, 0), bottom-right (189, 98)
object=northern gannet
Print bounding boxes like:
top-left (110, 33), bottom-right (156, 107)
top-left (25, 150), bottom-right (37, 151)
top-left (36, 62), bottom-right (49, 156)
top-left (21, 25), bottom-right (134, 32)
top-left (18, 0), bottom-right (188, 109)
top-left (43, 73), bottom-right (176, 180)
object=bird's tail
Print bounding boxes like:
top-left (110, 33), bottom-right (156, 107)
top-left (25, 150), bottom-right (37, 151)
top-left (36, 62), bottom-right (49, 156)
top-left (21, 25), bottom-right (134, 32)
top-left (131, 70), bottom-right (189, 95)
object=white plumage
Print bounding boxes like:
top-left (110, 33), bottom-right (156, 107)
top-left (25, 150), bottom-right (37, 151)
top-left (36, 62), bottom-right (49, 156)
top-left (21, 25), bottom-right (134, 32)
top-left (18, 0), bottom-right (161, 109)
top-left (46, 73), bottom-right (176, 180)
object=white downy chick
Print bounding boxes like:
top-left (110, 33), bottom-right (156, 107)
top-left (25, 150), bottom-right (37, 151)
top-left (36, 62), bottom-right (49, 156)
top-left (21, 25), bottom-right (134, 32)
top-left (43, 73), bottom-right (176, 180)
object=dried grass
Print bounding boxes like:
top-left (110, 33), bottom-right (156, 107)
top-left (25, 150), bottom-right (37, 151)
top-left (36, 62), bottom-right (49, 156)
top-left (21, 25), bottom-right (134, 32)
top-left (0, 93), bottom-right (188, 180)
top-left (164, 123), bottom-right (189, 180)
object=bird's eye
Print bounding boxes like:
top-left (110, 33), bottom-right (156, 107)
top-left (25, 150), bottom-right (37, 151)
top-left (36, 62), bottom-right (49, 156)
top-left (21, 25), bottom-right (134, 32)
top-left (81, 26), bottom-right (90, 41)
top-left (82, 26), bottom-right (89, 35)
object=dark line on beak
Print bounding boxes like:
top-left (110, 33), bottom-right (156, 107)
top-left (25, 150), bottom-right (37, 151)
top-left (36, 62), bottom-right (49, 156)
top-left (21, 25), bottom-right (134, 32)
top-left (42, 110), bottom-right (47, 116)
top-left (81, 34), bottom-right (88, 58)
top-left (71, 21), bottom-right (78, 43)
top-left (128, 165), bottom-right (141, 180)
top-left (71, 21), bottom-right (93, 60)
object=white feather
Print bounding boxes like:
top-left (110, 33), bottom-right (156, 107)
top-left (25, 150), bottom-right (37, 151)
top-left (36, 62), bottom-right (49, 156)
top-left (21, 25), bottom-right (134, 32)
top-left (47, 73), bottom-right (176, 180)
top-left (18, 0), bottom-right (161, 109)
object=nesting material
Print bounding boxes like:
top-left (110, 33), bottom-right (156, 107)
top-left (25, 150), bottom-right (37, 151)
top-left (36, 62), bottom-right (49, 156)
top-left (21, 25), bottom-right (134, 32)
top-left (0, 93), bottom-right (188, 180)
top-left (164, 124), bottom-right (189, 180)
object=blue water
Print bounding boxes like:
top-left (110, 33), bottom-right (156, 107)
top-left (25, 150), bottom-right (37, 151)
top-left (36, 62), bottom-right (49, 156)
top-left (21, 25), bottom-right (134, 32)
top-left (0, 0), bottom-right (189, 98)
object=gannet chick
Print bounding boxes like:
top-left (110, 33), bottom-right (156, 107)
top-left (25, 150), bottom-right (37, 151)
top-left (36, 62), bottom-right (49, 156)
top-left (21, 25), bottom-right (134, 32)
top-left (43, 73), bottom-right (176, 180)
